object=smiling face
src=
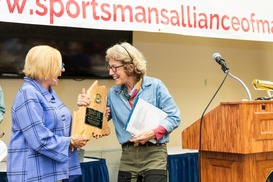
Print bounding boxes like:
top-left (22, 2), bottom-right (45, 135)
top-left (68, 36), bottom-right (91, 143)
top-left (108, 58), bottom-right (139, 92)
top-left (105, 42), bottom-right (147, 91)
top-left (46, 64), bottom-right (65, 87)
top-left (108, 58), bottom-right (127, 85)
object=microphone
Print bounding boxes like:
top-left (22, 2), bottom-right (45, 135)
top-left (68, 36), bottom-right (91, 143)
top-left (212, 53), bottom-right (229, 73)
top-left (211, 52), bottom-right (252, 100)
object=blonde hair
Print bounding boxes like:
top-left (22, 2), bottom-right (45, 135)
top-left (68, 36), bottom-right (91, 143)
top-left (105, 42), bottom-right (147, 77)
top-left (23, 45), bottom-right (62, 81)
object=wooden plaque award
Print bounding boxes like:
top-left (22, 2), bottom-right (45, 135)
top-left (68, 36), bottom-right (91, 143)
top-left (71, 80), bottom-right (110, 139)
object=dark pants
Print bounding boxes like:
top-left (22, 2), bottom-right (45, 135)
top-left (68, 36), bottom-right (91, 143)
top-left (118, 169), bottom-right (167, 182)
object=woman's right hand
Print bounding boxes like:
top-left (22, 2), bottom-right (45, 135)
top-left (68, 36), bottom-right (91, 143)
top-left (70, 134), bottom-right (88, 152)
top-left (77, 88), bottom-right (90, 107)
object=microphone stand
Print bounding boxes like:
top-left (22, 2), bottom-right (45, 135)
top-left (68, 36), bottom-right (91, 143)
top-left (219, 57), bottom-right (252, 101)
top-left (225, 71), bottom-right (252, 100)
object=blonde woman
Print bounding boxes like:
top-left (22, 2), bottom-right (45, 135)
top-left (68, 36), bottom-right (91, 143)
top-left (7, 45), bottom-right (88, 182)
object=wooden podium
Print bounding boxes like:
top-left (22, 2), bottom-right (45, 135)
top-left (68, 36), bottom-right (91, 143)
top-left (182, 100), bottom-right (273, 182)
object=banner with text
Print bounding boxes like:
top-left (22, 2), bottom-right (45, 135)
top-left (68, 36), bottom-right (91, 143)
top-left (0, 0), bottom-right (272, 42)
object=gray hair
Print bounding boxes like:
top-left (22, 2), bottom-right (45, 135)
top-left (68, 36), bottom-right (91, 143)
top-left (105, 42), bottom-right (147, 78)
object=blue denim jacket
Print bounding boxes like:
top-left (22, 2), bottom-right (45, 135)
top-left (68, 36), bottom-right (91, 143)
top-left (107, 76), bottom-right (181, 144)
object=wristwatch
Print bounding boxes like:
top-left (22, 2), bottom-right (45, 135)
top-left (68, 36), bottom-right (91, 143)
top-left (70, 137), bottom-right (75, 145)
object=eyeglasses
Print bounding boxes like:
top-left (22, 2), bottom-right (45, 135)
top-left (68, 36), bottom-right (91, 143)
top-left (108, 65), bottom-right (124, 72)
top-left (62, 63), bottom-right (65, 69)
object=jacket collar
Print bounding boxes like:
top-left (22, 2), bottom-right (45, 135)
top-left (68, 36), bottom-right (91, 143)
top-left (113, 75), bottom-right (152, 94)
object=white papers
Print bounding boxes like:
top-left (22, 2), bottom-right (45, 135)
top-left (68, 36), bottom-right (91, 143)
top-left (126, 98), bottom-right (167, 142)
top-left (0, 140), bottom-right (7, 162)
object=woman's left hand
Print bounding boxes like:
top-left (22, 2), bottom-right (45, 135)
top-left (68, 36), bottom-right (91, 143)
top-left (105, 107), bottom-right (110, 118)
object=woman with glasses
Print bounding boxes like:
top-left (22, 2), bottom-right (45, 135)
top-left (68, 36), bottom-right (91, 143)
top-left (7, 45), bottom-right (88, 182)
top-left (77, 42), bottom-right (180, 182)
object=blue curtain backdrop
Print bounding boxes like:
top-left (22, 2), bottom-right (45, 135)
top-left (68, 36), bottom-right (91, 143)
top-left (168, 152), bottom-right (199, 182)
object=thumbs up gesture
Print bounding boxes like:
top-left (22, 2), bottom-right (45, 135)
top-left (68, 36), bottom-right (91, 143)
top-left (77, 88), bottom-right (90, 107)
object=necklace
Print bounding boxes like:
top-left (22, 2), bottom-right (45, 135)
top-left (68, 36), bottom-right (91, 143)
top-left (121, 78), bottom-right (142, 100)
